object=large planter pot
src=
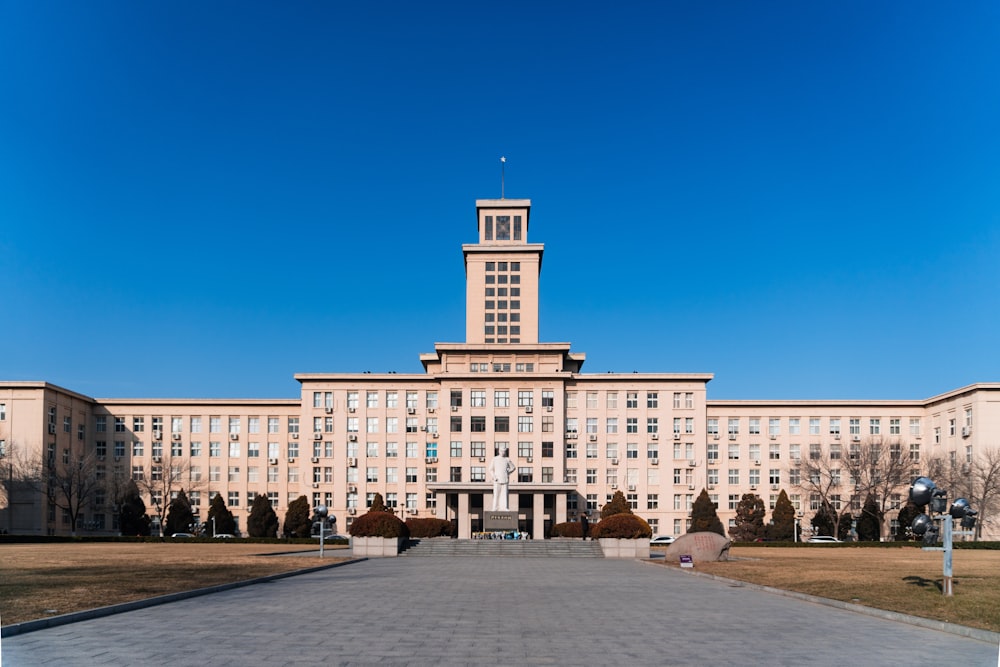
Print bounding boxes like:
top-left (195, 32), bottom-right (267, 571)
top-left (598, 537), bottom-right (650, 559)
top-left (351, 536), bottom-right (405, 557)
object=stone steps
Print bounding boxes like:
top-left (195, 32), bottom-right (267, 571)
top-left (402, 538), bottom-right (604, 558)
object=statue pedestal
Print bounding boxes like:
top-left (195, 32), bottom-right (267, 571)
top-left (483, 511), bottom-right (517, 531)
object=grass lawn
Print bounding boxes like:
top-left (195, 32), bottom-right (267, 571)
top-left (656, 545), bottom-right (1000, 633)
top-left (0, 542), bottom-right (349, 627)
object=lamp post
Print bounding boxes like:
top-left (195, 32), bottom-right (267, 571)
top-left (908, 476), bottom-right (978, 597)
top-left (315, 505), bottom-right (328, 558)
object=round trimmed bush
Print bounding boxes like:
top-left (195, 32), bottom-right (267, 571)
top-left (592, 513), bottom-right (652, 539)
top-left (405, 517), bottom-right (454, 538)
top-left (348, 511), bottom-right (410, 539)
top-left (550, 521), bottom-right (582, 538)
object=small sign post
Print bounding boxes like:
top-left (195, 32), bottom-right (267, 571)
top-left (679, 555), bottom-right (694, 569)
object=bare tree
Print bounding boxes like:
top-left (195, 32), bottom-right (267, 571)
top-left (45, 449), bottom-right (104, 536)
top-left (799, 445), bottom-right (854, 539)
top-left (925, 447), bottom-right (1000, 541)
top-left (1, 441), bottom-right (44, 533)
top-left (970, 447), bottom-right (1000, 539)
top-left (842, 437), bottom-right (912, 540)
top-left (134, 452), bottom-right (204, 536)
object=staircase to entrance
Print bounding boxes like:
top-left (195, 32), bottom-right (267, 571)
top-left (402, 538), bottom-right (603, 558)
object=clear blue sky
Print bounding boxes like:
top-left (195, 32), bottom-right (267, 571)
top-left (3, 2), bottom-right (998, 400)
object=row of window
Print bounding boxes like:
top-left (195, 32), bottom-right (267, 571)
top-left (710, 417), bottom-right (921, 436)
top-left (96, 415), bottom-right (300, 435)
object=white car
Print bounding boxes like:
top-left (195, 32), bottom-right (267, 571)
top-left (649, 535), bottom-right (675, 545)
top-left (807, 535), bottom-right (842, 544)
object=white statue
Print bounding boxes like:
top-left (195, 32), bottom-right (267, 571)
top-left (490, 449), bottom-right (516, 511)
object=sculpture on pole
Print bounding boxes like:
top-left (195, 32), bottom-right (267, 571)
top-left (490, 449), bottom-right (516, 511)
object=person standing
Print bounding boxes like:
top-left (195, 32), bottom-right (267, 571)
top-left (580, 513), bottom-right (589, 540)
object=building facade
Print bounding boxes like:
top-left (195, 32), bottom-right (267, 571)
top-left (2, 197), bottom-right (998, 539)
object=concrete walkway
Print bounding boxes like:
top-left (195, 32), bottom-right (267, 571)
top-left (4, 556), bottom-right (998, 666)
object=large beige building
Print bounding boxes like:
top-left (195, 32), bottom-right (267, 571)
top-left (2, 197), bottom-right (998, 539)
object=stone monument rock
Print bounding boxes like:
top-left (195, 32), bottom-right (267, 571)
top-left (663, 531), bottom-right (731, 563)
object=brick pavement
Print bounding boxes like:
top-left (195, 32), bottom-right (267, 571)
top-left (3, 556), bottom-right (998, 666)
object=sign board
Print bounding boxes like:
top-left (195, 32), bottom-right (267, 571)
top-left (483, 511), bottom-right (518, 531)
top-left (679, 555), bottom-right (694, 568)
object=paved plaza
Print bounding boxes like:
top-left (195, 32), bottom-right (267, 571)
top-left (4, 555), bottom-right (998, 666)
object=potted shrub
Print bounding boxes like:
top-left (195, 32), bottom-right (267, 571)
top-left (592, 491), bottom-right (652, 558)
top-left (348, 494), bottom-right (410, 557)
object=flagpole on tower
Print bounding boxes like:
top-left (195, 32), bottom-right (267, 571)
top-left (500, 156), bottom-right (506, 199)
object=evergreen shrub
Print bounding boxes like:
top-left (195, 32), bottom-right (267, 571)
top-left (592, 513), bottom-right (652, 539)
top-left (349, 510), bottom-right (410, 539)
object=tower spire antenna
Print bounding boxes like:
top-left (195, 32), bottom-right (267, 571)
top-left (500, 156), bottom-right (506, 199)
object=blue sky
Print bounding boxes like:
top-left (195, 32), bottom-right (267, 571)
top-left (2, 2), bottom-right (999, 400)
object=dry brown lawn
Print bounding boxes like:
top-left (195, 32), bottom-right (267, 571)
top-left (0, 542), bottom-right (349, 626)
top-left (658, 545), bottom-right (1000, 633)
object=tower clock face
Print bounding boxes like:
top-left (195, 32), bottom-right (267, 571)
top-left (496, 216), bottom-right (511, 240)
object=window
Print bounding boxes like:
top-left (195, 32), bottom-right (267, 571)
top-left (729, 469), bottom-right (739, 485)
top-left (849, 418), bottom-right (860, 436)
top-left (626, 443), bottom-right (638, 459)
top-left (685, 418), bottom-right (694, 434)
top-left (518, 416), bottom-right (533, 433)
top-left (133, 416), bottom-right (145, 432)
top-left (563, 468), bottom-right (576, 483)
top-left (450, 467), bottom-right (462, 483)
top-left (769, 418), bottom-right (780, 437)
top-left (114, 417), bottom-right (126, 432)
top-left (494, 416), bottom-right (509, 432)
top-left (829, 418), bottom-right (841, 436)
top-left (268, 417), bottom-right (280, 434)
top-left (673, 392), bottom-right (682, 409)
top-left (518, 391), bottom-right (533, 407)
top-left (566, 392), bottom-right (577, 409)
top-left (249, 417), bottom-right (260, 434)
top-left (870, 418), bottom-right (881, 435)
top-left (707, 418), bottom-right (718, 435)
top-left (471, 390), bottom-right (486, 407)
top-left (685, 393), bottom-right (694, 409)
top-left (749, 418), bottom-right (760, 435)
top-left (565, 442), bottom-right (577, 459)
top-left (789, 418), bottom-right (800, 435)
top-left (626, 418), bottom-right (638, 434)
top-left (518, 467), bottom-right (533, 483)
top-left (909, 418), bottom-right (921, 436)
top-left (626, 392), bottom-right (638, 409)
top-left (728, 418), bottom-right (739, 436)
top-left (646, 392), bottom-right (658, 409)
top-left (287, 417), bottom-right (299, 434)
top-left (707, 443), bottom-right (718, 461)
top-left (366, 391), bottom-right (378, 408)
top-left (809, 418), bottom-right (820, 435)
top-left (769, 443), bottom-right (780, 460)
top-left (889, 418), bottom-right (900, 435)
top-left (542, 442), bottom-right (554, 458)
top-left (494, 391), bottom-right (510, 407)
top-left (728, 443), bottom-right (739, 460)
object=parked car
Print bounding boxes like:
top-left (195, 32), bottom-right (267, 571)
top-left (170, 532), bottom-right (194, 538)
top-left (314, 534), bottom-right (349, 542)
top-left (807, 535), bottom-right (842, 543)
top-left (649, 535), bottom-right (675, 545)
top-left (213, 533), bottom-right (235, 539)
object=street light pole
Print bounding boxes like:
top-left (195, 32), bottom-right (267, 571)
top-left (315, 505), bottom-right (328, 558)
